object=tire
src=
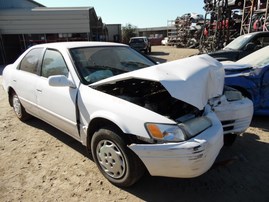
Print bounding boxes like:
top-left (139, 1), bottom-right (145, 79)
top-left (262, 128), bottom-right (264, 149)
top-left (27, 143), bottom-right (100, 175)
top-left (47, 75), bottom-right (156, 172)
top-left (91, 126), bottom-right (145, 187)
top-left (11, 93), bottom-right (31, 121)
top-left (224, 133), bottom-right (237, 146)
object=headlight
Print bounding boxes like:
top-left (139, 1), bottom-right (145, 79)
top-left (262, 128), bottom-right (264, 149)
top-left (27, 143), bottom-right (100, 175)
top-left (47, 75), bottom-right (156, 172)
top-left (146, 123), bottom-right (186, 142)
top-left (145, 117), bottom-right (212, 142)
top-left (224, 86), bottom-right (243, 101)
top-left (179, 117), bottom-right (212, 138)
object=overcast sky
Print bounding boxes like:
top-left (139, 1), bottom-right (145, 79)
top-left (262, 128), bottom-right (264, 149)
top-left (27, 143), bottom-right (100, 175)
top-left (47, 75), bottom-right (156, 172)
top-left (36, 0), bottom-right (205, 28)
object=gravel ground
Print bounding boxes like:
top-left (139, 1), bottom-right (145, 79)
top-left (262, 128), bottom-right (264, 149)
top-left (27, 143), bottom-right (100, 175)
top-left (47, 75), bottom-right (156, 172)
top-left (0, 46), bottom-right (269, 202)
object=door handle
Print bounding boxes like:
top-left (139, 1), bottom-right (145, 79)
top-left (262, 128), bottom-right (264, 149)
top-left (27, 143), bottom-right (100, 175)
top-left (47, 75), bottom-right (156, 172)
top-left (36, 89), bottom-right (42, 93)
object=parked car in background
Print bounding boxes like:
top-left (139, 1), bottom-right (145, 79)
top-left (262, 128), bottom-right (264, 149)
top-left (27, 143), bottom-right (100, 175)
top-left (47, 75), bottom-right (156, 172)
top-left (223, 45), bottom-right (269, 116)
top-left (161, 37), bottom-right (168, 46)
top-left (227, 0), bottom-right (244, 7)
top-left (204, 0), bottom-right (245, 9)
top-left (129, 36), bottom-right (151, 54)
top-left (208, 31), bottom-right (269, 61)
top-left (180, 13), bottom-right (204, 22)
top-left (2, 42), bottom-right (252, 187)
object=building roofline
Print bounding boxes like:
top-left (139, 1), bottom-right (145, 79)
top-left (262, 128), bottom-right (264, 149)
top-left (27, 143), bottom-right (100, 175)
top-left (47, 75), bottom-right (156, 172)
top-left (138, 26), bottom-right (169, 31)
top-left (32, 6), bottom-right (94, 11)
top-left (27, 0), bottom-right (45, 7)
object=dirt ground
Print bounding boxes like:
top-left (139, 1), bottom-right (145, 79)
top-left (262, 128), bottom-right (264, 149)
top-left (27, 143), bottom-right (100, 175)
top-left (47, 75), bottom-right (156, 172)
top-left (1, 46), bottom-right (269, 202)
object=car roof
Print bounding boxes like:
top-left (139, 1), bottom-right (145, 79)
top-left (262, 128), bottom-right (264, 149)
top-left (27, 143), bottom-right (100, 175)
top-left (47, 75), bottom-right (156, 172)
top-left (31, 41), bottom-right (128, 49)
top-left (130, 37), bottom-right (147, 39)
top-left (246, 31), bottom-right (269, 36)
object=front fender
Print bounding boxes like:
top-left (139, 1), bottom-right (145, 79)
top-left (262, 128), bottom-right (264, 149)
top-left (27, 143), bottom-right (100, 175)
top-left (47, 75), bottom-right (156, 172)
top-left (88, 110), bottom-right (150, 137)
top-left (77, 85), bottom-right (175, 144)
top-left (225, 77), bottom-right (257, 97)
top-left (225, 76), bottom-right (260, 110)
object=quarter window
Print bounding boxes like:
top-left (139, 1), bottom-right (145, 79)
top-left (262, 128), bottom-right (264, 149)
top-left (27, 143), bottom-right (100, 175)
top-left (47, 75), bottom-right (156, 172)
top-left (20, 48), bottom-right (43, 74)
top-left (41, 49), bottom-right (69, 78)
top-left (260, 37), bottom-right (269, 47)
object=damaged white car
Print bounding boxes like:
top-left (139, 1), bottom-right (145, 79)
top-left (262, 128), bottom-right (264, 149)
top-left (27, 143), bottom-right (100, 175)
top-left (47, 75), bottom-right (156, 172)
top-left (2, 42), bottom-right (252, 187)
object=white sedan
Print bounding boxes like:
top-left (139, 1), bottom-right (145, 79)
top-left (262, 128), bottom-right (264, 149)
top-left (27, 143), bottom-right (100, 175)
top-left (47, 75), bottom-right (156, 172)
top-left (2, 42), bottom-right (252, 187)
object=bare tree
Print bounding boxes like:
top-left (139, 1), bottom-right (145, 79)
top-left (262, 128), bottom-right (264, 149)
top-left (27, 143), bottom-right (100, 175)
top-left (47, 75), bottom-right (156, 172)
top-left (122, 23), bottom-right (137, 44)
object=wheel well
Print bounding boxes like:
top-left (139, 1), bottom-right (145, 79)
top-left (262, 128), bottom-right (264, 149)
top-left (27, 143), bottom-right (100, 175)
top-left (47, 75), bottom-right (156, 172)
top-left (231, 86), bottom-right (252, 100)
top-left (86, 118), bottom-right (126, 150)
top-left (7, 87), bottom-right (16, 107)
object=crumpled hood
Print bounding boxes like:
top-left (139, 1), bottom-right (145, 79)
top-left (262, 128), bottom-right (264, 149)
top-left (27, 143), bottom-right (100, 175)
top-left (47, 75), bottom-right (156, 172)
top-left (91, 54), bottom-right (225, 110)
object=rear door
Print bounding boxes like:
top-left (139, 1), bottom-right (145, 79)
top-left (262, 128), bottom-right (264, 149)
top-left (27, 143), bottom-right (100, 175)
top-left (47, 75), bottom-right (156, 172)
top-left (36, 48), bottom-right (79, 139)
top-left (12, 48), bottom-right (44, 117)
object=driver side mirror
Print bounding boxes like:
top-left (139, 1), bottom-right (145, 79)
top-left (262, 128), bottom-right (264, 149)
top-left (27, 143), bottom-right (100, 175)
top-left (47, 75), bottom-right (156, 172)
top-left (48, 75), bottom-right (76, 88)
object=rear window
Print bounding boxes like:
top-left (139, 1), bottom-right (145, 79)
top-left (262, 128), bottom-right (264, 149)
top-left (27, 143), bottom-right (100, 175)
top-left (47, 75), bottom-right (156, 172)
top-left (130, 38), bottom-right (145, 43)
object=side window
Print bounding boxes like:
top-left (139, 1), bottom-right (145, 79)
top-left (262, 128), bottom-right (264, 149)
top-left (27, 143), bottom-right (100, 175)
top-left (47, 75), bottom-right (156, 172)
top-left (41, 49), bottom-right (69, 78)
top-left (20, 48), bottom-right (43, 74)
top-left (261, 36), bottom-right (269, 47)
top-left (252, 36), bottom-right (269, 48)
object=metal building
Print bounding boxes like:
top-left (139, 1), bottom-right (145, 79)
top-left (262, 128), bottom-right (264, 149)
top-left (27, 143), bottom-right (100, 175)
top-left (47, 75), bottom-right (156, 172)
top-left (106, 24), bottom-right (122, 42)
top-left (0, 0), bottom-right (109, 64)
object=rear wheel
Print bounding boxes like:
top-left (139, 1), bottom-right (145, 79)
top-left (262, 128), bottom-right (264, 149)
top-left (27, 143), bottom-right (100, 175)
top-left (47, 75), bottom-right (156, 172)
top-left (91, 126), bottom-right (145, 187)
top-left (11, 93), bottom-right (31, 121)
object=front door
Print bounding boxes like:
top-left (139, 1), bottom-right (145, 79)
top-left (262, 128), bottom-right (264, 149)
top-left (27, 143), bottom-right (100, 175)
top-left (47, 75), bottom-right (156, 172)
top-left (36, 49), bottom-right (79, 139)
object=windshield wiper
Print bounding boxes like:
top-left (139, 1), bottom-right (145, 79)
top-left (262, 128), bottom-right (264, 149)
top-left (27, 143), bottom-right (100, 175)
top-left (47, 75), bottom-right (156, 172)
top-left (121, 61), bottom-right (148, 69)
top-left (87, 65), bottom-right (127, 73)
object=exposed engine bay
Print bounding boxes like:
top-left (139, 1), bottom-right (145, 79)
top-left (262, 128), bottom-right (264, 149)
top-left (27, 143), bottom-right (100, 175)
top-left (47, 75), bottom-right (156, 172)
top-left (93, 78), bottom-right (203, 122)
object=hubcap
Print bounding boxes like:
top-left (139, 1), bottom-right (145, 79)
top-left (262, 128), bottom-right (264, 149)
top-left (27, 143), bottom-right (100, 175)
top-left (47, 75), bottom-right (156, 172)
top-left (96, 140), bottom-right (126, 179)
top-left (13, 96), bottom-right (22, 118)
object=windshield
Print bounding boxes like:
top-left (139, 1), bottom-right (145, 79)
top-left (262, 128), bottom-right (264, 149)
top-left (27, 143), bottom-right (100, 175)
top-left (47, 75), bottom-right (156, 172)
top-left (70, 46), bottom-right (155, 84)
top-left (224, 34), bottom-right (252, 50)
top-left (237, 46), bottom-right (269, 68)
top-left (130, 38), bottom-right (145, 43)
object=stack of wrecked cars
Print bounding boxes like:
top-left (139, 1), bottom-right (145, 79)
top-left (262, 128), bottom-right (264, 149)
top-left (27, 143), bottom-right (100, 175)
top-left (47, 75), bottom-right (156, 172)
top-left (2, 42), bottom-right (253, 187)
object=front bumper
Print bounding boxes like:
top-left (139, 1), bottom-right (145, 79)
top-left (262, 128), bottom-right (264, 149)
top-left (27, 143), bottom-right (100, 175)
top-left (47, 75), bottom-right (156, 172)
top-left (214, 97), bottom-right (253, 135)
top-left (129, 111), bottom-right (223, 178)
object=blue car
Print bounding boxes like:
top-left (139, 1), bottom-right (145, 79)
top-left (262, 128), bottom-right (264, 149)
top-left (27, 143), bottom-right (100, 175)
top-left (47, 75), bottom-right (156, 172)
top-left (223, 45), bottom-right (269, 115)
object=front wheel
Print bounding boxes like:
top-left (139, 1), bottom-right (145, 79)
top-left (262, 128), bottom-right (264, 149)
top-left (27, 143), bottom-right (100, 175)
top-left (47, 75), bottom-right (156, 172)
top-left (11, 93), bottom-right (31, 121)
top-left (91, 126), bottom-right (145, 187)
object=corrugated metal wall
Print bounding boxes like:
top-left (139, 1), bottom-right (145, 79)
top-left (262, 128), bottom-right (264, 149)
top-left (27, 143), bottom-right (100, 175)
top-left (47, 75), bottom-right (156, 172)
top-left (0, 8), bottom-right (91, 34)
